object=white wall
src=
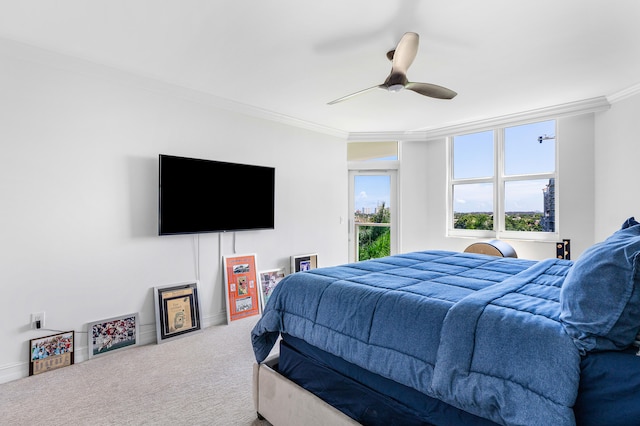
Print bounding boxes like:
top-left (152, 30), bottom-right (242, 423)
top-left (594, 93), bottom-right (640, 241)
top-left (400, 114), bottom-right (598, 260)
top-left (0, 40), bottom-right (348, 382)
top-left (400, 139), bottom-right (447, 253)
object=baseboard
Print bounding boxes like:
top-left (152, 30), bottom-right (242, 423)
top-left (0, 362), bottom-right (27, 384)
top-left (0, 312), bottom-right (230, 385)
top-left (203, 311), bottom-right (228, 328)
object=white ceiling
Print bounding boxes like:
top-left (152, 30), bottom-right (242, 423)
top-left (1, 0), bottom-right (639, 135)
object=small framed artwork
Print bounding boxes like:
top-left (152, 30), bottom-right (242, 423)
top-left (291, 253), bottom-right (318, 273)
top-left (88, 313), bottom-right (139, 359)
top-left (223, 254), bottom-right (261, 322)
top-left (154, 282), bottom-right (202, 344)
top-left (259, 268), bottom-right (286, 310)
top-left (29, 331), bottom-right (74, 376)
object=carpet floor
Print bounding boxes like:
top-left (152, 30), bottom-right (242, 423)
top-left (0, 316), bottom-right (273, 425)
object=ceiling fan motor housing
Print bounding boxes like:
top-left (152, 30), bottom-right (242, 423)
top-left (385, 72), bottom-right (408, 91)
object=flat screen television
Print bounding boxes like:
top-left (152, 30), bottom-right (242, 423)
top-left (159, 154), bottom-right (275, 235)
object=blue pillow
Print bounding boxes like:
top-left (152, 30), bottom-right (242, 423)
top-left (560, 217), bottom-right (640, 354)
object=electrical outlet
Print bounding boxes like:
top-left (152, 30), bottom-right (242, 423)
top-left (31, 312), bottom-right (45, 329)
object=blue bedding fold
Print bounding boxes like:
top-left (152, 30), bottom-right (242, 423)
top-left (251, 251), bottom-right (580, 426)
top-left (432, 258), bottom-right (580, 425)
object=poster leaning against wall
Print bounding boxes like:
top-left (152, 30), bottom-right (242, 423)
top-left (223, 253), bottom-right (261, 323)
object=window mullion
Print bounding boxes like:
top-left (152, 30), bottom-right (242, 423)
top-left (503, 172), bottom-right (555, 182)
top-left (495, 128), bottom-right (504, 233)
top-left (451, 176), bottom-right (494, 185)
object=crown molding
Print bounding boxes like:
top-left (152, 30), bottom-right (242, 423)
top-left (3, 36), bottom-right (627, 142)
top-left (150, 82), bottom-right (348, 138)
top-left (0, 36), bottom-right (349, 140)
top-left (607, 82), bottom-right (640, 104)
top-left (347, 130), bottom-right (430, 142)
top-left (209, 97), bottom-right (348, 139)
top-left (347, 96), bottom-right (611, 142)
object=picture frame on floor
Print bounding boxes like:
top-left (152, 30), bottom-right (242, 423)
top-left (154, 282), bottom-right (202, 343)
top-left (223, 253), bottom-right (261, 322)
top-left (29, 331), bottom-right (74, 376)
top-left (258, 267), bottom-right (286, 310)
top-left (88, 313), bottom-right (140, 359)
top-left (290, 253), bottom-right (318, 273)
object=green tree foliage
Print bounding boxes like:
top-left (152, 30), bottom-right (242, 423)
top-left (359, 227), bottom-right (390, 261)
top-left (358, 202), bottom-right (391, 261)
top-left (505, 213), bottom-right (542, 231)
top-left (454, 212), bottom-right (543, 231)
top-left (454, 213), bottom-right (493, 230)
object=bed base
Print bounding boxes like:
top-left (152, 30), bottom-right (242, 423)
top-left (253, 355), bottom-right (360, 426)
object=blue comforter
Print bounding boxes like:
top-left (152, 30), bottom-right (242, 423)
top-left (251, 251), bottom-right (581, 426)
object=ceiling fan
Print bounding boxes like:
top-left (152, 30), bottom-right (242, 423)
top-left (327, 32), bottom-right (457, 105)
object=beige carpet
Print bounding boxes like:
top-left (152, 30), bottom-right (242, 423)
top-left (0, 316), bottom-right (273, 426)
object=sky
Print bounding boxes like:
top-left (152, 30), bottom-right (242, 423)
top-left (453, 120), bottom-right (556, 213)
top-left (355, 174), bottom-right (390, 212)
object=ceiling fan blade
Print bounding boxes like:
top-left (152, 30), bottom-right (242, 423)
top-left (327, 85), bottom-right (385, 105)
top-left (328, 32), bottom-right (458, 105)
top-left (405, 82), bottom-right (457, 99)
top-left (391, 32), bottom-right (419, 74)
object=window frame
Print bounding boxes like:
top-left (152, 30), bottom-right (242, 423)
top-left (347, 141), bottom-right (400, 262)
top-left (447, 120), bottom-right (558, 241)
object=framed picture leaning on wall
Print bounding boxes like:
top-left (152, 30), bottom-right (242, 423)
top-left (258, 267), bottom-right (286, 310)
top-left (88, 313), bottom-right (139, 359)
top-left (154, 282), bottom-right (202, 344)
top-left (223, 254), bottom-right (261, 323)
top-left (29, 331), bottom-right (74, 376)
top-left (291, 253), bottom-right (318, 273)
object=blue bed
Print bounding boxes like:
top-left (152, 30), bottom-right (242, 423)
top-left (252, 219), bottom-right (640, 426)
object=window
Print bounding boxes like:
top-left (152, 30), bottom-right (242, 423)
top-left (449, 120), bottom-right (557, 240)
top-left (348, 142), bottom-right (399, 262)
